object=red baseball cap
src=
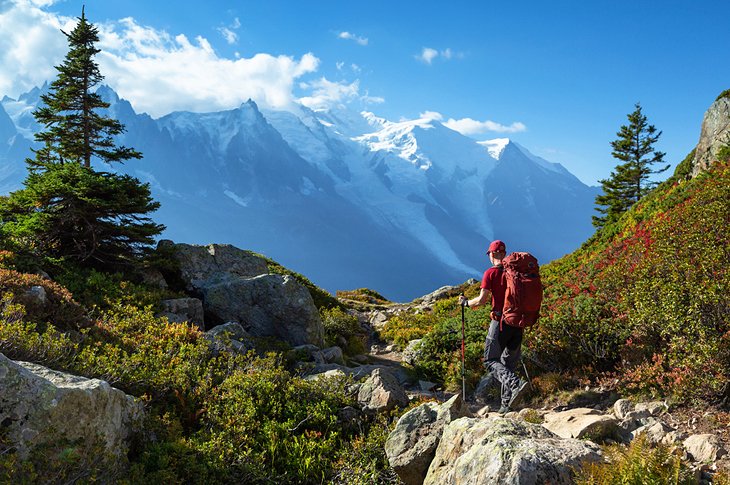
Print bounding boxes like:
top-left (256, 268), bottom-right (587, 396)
top-left (487, 240), bottom-right (506, 254)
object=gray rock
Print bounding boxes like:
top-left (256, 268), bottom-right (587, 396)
top-left (683, 434), bottom-right (728, 463)
top-left (206, 321), bottom-right (250, 341)
top-left (140, 268), bottom-right (168, 289)
top-left (369, 310), bottom-right (390, 330)
top-left (204, 322), bottom-right (255, 354)
top-left (321, 346), bottom-right (345, 365)
top-left (631, 420), bottom-right (674, 444)
top-left (613, 398), bottom-right (634, 419)
top-left (425, 417), bottom-right (603, 485)
top-left (202, 274), bottom-right (324, 347)
top-left (385, 394), bottom-right (471, 485)
top-left (292, 344), bottom-right (324, 363)
top-left (419, 380), bottom-right (437, 392)
top-left (0, 353), bottom-right (142, 468)
top-left (691, 95), bottom-right (730, 177)
top-left (161, 240), bottom-right (269, 292)
top-left (661, 430), bottom-right (689, 446)
top-left (304, 369), bottom-right (347, 382)
top-left (24, 285), bottom-right (47, 306)
top-left (403, 339), bottom-right (423, 366)
top-left (542, 407), bottom-right (619, 440)
top-left (634, 400), bottom-right (668, 416)
top-left (357, 368), bottom-right (409, 413)
top-left (308, 363), bottom-right (413, 385)
top-left (159, 297), bottom-right (205, 329)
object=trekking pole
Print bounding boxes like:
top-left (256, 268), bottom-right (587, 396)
top-left (521, 358), bottom-right (535, 392)
top-left (460, 293), bottom-right (467, 400)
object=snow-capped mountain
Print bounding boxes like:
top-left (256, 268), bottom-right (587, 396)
top-left (0, 86), bottom-right (599, 300)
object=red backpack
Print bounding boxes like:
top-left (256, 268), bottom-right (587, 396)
top-left (501, 252), bottom-right (542, 328)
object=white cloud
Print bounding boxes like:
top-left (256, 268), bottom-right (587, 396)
top-left (336, 61), bottom-right (345, 70)
top-left (444, 117), bottom-right (527, 135)
top-left (218, 27), bottom-right (237, 44)
top-left (337, 31), bottom-right (368, 46)
top-left (0, 2), bottom-right (320, 117)
top-left (0, 1), bottom-right (77, 97)
top-left (419, 111), bottom-right (443, 121)
top-left (298, 78), bottom-right (384, 109)
top-left (361, 93), bottom-right (385, 105)
top-left (417, 47), bottom-right (439, 64)
top-left (298, 77), bottom-right (360, 110)
top-left (217, 16), bottom-right (241, 45)
top-left (416, 47), bottom-right (463, 65)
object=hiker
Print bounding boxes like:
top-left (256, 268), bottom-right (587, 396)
top-left (459, 239), bottom-right (529, 413)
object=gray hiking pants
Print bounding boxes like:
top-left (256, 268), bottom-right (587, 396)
top-left (483, 319), bottom-right (523, 407)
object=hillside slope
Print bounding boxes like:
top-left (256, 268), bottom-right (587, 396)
top-left (532, 149), bottom-right (729, 403)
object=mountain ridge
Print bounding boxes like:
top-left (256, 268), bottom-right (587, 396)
top-left (1, 85), bottom-right (600, 300)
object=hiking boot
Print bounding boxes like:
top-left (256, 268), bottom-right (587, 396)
top-left (498, 405), bottom-right (510, 414)
top-left (507, 379), bottom-right (530, 409)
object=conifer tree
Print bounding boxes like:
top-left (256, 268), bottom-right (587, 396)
top-left (0, 9), bottom-right (163, 270)
top-left (593, 103), bottom-right (669, 228)
top-left (31, 7), bottom-right (140, 170)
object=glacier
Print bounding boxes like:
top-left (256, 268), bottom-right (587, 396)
top-left (0, 86), bottom-right (599, 301)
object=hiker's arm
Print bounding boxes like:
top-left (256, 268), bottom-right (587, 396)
top-left (460, 289), bottom-right (490, 308)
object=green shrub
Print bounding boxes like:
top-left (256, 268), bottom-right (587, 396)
top-left (1, 271), bottom-right (397, 483)
top-left (532, 162), bottom-right (730, 404)
top-left (320, 306), bottom-right (364, 352)
top-left (380, 310), bottom-right (440, 348)
top-left (336, 288), bottom-right (390, 305)
top-left (199, 354), bottom-right (351, 483)
top-left (575, 434), bottom-right (693, 484)
top-left (412, 306), bottom-right (491, 390)
top-left (331, 413), bottom-right (400, 485)
top-left (0, 269), bottom-right (86, 330)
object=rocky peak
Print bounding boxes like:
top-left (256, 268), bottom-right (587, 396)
top-left (691, 91), bottom-right (730, 177)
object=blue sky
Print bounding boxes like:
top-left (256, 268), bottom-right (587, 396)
top-left (1, 0), bottom-right (728, 185)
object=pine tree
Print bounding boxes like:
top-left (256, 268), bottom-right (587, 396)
top-left (31, 7), bottom-right (140, 170)
top-left (593, 103), bottom-right (669, 228)
top-left (0, 9), bottom-right (163, 270)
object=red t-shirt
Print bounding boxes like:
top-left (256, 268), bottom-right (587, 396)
top-left (481, 265), bottom-right (506, 312)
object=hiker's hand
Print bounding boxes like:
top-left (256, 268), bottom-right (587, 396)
top-left (458, 295), bottom-right (468, 307)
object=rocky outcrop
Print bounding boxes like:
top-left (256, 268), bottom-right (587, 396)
top-left (424, 417), bottom-right (603, 485)
top-left (163, 241), bottom-right (324, 348)
top-left (385, 391), bottom-right (730, 484)
top-left (692, 93), bottom-right (730, 177)
top-left (160, 240), bottom-right (269, 291)
top-left (202, 274), bottom-right (324, 347)
top-left (0, 353), bottom-right (141, 467)
top-left (357, 368), bottom-right (409, 413)
top-left (385, 394), bottom-right (471, 485)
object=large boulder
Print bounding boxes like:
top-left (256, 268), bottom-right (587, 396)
top-left (202, 274), bottom-right (324, 347)
top-left (424, 417), bottom-right (603, 485)
top-left (385, 394), bottom-right (471, 485)
top-left (0, 353), bottom-right (142, 468)
top-left (160, 240), bottom-right (269, 291)
top-left (542, 407), bottom-right (619, 441)
top-left (357, 368), bottom-right (409, 413)
top-left (691, 94), bottom-right (730, 177)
